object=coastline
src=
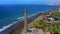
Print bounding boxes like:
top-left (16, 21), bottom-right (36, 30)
top-left (11, 12), bottom-right (42, 34)
top-left (0, 12), bottom-right (42, 34)
top-left (0, 8), bottom-right (58, 34)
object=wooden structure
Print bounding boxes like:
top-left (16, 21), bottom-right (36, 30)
top-left (22, 8), bottom-right (28, 34)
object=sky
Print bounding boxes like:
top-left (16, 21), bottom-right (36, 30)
top-left (0, 0), bottom-right (60, 4)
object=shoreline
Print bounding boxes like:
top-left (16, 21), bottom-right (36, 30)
top-left (0, 12), bottom-right (42, 34)
top-left (11, 12), bottom-right (42, 34)
top-left (0, 9), bottom-right (56, 34)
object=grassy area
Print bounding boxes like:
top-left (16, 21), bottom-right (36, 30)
top-left (34, 20), bottom-right (60, 32)
top-left (34, 20), bottom-right (43, 29)
top-left (52, 12), bottom-right (60, 19)
top-left (50, 27), bottom-right (60, 33)
top-left (29, 11), bottom-right (60, 32)
top-left (49, 12), bottom-right (60, 32)
top-left (54, 27), bottom-right (60, 32)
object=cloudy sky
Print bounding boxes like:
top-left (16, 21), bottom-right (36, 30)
top-left (0, 0), bottom-right (60, 4)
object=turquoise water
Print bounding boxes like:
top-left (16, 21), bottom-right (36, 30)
top-left (0, 4), bottom-right (59, 29)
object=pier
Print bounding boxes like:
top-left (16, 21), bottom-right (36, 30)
top-left (11, 11), bottom-right (42, 34)
top-left (0, 8), bottom-right (60, 34)
top-left (11, 8), bottom-right (60, 34)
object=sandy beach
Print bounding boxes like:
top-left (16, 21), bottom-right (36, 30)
top-left (28, 14), bottom-right (43, 27)
top-left (11, 13), bottom-right (42, 34)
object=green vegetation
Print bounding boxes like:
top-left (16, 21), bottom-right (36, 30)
top-left (52, 12), bottom-right (60, 19)
top-left (29, 11), bottom-right (60, 33)
top-left (51, 12), bottom-right (60, 32)
top-left (34, 20), bottom-right (43, 29)
top-left (50, 27), bottom-right (60, 33)
top-left (34, 20), bottom-right (49, 31)
top-left (34, 19), bottom-right (60, 32)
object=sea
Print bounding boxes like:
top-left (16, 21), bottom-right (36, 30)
top-left (0, 4), bottom-right (60, 32)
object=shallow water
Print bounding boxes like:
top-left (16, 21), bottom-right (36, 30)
top-left (0, 4), bottom-right (59, 32)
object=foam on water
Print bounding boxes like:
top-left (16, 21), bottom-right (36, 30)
top-left (17, 16), bottom-right (23, 19)
top-left (0, 12), bottom-right (40, 32)
top-left (28, 12), bottom-right (41, 18)
top-left (0, 21), bottom-right (17, 32)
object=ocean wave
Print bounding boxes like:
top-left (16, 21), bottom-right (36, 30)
top-left (0, 21), bottom-right (17, 32)
top-left (17, 16), bottom-right (24, 21)
top-left (17, 14), bottom-right (37, 21)
top-left (28, 14), bottom-right (36, 18)
top-left (28, 12), bottom-right (41, 18)
top-left (17, 12), bottom-right (40, 20)
top-left (17, 16), bottom-right (23, 19)
top-left (0, 12), bottom-right (40, 32)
